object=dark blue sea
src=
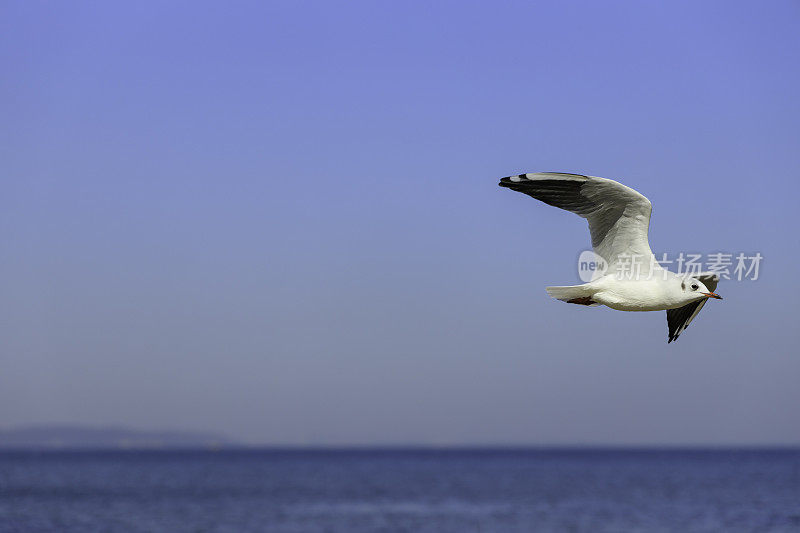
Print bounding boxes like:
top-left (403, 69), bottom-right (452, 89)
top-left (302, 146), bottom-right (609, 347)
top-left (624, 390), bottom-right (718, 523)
top-left (0, 448), bottom-right (798, 532)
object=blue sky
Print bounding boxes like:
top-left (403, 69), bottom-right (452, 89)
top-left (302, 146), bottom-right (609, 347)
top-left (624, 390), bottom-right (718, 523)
top-left (2, 1), bottom-right (799, 445)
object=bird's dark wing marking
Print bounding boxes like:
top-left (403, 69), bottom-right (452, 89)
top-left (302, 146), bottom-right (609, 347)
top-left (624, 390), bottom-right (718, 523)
top-left (666, 300), bottom-right (706, 343)
top-left (498, 173), bottom-right (624, 249)
top-left (666, 273), bottom-right (720, 343)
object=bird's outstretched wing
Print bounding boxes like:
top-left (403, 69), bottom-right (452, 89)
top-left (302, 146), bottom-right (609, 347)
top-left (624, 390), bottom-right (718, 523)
top-left (499, 172), bottom-right (655, 274)
top-left (666, 273), bottom-right (720, 343)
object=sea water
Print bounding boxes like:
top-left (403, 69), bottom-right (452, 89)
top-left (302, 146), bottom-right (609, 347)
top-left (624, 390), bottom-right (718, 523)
top-left (0, 448), bottom-right (798, 532)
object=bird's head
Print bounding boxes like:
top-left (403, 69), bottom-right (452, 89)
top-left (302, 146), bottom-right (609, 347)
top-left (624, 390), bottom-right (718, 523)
top-left (680, 277), bottom-right (722, 301)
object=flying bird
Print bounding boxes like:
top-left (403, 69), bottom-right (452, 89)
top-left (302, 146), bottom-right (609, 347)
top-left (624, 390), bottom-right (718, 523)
top-left (499, 172), bottom-right (722, 343)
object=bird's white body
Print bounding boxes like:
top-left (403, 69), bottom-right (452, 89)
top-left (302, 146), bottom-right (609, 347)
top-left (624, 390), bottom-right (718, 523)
top-left (587, 272), bottom-right (698, 312)
top-left (499, 171), bottom-right (722, 342)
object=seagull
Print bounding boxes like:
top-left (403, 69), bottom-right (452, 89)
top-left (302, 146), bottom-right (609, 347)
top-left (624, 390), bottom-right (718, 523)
top-left (499, 172), bottom-right (722, 343)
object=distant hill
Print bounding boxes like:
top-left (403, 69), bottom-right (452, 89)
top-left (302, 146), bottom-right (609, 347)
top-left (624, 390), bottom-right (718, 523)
top-left (0, 425), bottom-right (236, 449)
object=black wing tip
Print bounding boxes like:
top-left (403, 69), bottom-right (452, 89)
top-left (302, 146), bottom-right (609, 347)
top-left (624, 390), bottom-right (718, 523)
top-left (668, 328), bottom-right (683, 343)
top-left (498, 174), bottom-right (529, 189)
top-left (669, 325), bottom-right (689, 343)
top-left (498, 172), bottom-right (589, 186)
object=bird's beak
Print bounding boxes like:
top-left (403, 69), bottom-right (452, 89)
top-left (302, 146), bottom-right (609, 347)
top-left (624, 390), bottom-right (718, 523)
top-left (702, 292), bottom-right (723, 300)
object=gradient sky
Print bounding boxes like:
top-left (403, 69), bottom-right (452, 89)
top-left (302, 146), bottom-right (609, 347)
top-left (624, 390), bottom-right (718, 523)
top-left (2, 1), bottom-right (799, 445)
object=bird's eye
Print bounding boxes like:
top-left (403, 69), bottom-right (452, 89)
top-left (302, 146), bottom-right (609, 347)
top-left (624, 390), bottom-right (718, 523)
top-left (691, 284), bottom-right (699, 290)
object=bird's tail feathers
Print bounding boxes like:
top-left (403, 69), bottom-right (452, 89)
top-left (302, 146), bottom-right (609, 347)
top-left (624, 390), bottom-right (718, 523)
top-left (545, 284), bottom-right (599, 306)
